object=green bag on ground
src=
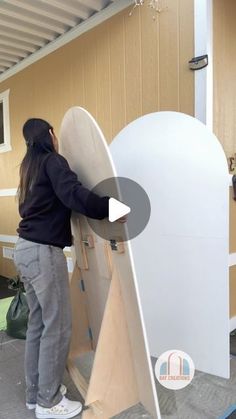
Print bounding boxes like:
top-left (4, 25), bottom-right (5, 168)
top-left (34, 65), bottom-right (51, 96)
top-left (6, 290), bottom-right (29, 339)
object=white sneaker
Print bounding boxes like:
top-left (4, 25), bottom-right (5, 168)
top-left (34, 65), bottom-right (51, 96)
top-left (35, 396), bottom-right (82, 419)
top-left (26, 384), bottom-right (67, 410)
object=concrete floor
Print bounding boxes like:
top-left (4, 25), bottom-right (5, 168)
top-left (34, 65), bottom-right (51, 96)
top-left (0, 331), bottom-right (150, 419)
top-left (155, 356), bottom-right (236, 419)
top-left (1, 330), bottom-right (236, 419)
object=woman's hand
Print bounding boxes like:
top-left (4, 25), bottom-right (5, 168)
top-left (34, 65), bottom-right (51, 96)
top-left (116, 215), bottom-right (128, 223)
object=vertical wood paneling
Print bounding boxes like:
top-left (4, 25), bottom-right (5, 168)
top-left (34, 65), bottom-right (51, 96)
top-left (0, 196), bottom-right (20, 235)
top-left (83, 30), bottom-right (97, 120)
top-left (0, 243), bottom-right (17, 279)
top-left (230, 267), bottom-right (236, 318)
top-left (140, 3), bottom-right (159, 115)
top-left (38, 54), bottom-right (69, 127)
top-left (109, 14), bottom-right (126, 141)
top-left (0, 2), bottom-right (194, 277)
top-left (159, 0), bottom-right (180, 110)
top-left (96, 23), bottom-right (112, 141)
top-left (213, 0), bottom-right (236, 318)
top-left (0, 2), bottom-right (194, 187)
top-left (124, 8), bottom-right (142, 124)
top-left (67, 39), bottom-right (85, 111)
top-left (213, 0), bottom-right (236, 157)
top-left (179, 0), bottom-right (194, 115)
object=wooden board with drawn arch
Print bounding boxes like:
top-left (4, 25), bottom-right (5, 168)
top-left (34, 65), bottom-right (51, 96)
top-left (59, 107), bottom-right (160, 419)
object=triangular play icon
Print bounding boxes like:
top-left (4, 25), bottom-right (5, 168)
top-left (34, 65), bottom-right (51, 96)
top-left (108, 197), bottom-right (131, 222)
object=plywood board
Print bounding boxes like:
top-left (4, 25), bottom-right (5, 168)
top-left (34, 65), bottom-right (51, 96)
top-left (69, 264), bottom-right (92, 357)
top-left (60, 107), bottom-right (160, 418)
top-left (83, 268), bottom-right (139, 419)
top-left (60, 107), bottom-right (114, 346)
top-left (71, 215), bottom-right (88, 270)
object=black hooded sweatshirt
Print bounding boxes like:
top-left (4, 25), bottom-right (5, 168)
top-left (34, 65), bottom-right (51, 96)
top-left (17, 152), bottom-right (109, 248)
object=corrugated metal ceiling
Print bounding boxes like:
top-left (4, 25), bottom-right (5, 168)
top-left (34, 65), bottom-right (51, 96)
top-left (0, 0), bottom-right (118, 77)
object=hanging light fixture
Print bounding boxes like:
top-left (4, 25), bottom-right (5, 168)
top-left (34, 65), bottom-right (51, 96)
top-left (129, 0), bottom-right (167, 20)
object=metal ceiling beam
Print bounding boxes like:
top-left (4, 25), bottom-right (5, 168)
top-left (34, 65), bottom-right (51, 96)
top-left (0, 58), bottom-right (17, 66)
top-left (0, 3), bottom-right (65, 34)
top-left (0, 53), bottom-right (19, 63)
top-left (0, 37), bottom-right (36, 53)
top-left (0, 28), bottom-right (45, 47)
top-left (0, 0), bottom-right (134, 83)
top-left (0, 19), bottom-right (56, 40)
top-left (0, 46), bottom-right (28, 58)
top-left (40, 0), bottom-right (91, 20)
top-left (0, 7), bottom-right (66, 34)
top-left (5, 0), bottom-right (77, 27)
top-left (76, 0), bottom-right (108, 12)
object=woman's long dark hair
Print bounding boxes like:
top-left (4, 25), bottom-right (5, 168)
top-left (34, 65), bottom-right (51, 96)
top-left (18, 118), bottom-right (55, 205)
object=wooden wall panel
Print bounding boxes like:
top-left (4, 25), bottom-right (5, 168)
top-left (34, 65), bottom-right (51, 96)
top-left (213, 0), bottom-right (236, 318)
top-left (0, 196), bottom-right (20, 235)
top-left (67, 41), bottom-right (85, 107)
top-left (140, 3), bottom-right (159, 115)
top-left (159, 0), bottom-right (179, 111)
top-left (230, 266), bottom-right (236, 318)
top-left (0, 243), bottom-right (72, 280)
top-left (0, 2), bottom-right (194, 278)
top-left (213, 0), bottom-right (236, 157)
top-left (96, 23), bottom-right (112, 141)
top-left (124, 8), bottom-right (142, 124)
top-left (83, 30), bottom-right (97, 121)
top-left (179, 0), bottom-right (194, 114)
top-left (0, 243), bottom-right (16, 279)
top-left (109, 14), bottom-right (126, 143)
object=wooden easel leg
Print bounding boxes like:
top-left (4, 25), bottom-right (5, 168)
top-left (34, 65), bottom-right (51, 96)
top-left (82, 268), bottom-right (139, 419)
top-left (69, 263), bottom-right (92, 358)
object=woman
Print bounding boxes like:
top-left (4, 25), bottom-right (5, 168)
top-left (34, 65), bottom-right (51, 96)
top-left (13, 118), bottom-right (111, 419)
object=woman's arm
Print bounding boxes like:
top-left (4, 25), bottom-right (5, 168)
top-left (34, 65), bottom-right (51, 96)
top-left (45, 153), bottom-right (109, 220)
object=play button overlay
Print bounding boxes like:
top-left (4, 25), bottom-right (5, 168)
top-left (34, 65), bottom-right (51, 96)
top-left (87, 177), bottom-right (151, 242)
top-left (109, 198), bottom-right (131, 222)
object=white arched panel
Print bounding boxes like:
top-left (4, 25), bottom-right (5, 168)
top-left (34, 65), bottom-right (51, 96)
top-left (110, 111), bottom-right (229, 378)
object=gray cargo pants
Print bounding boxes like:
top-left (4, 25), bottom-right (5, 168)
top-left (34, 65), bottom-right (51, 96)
top-left (13, 237), bottom-right (72, 408)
